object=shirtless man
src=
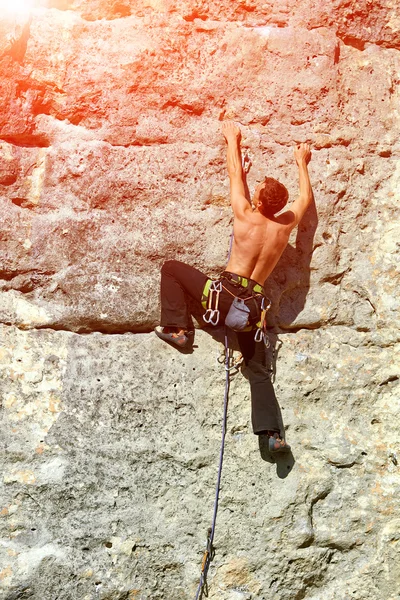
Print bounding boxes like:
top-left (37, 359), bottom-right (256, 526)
top-left (156, 121), bottom-right (312, 451)
top-left (222, 121), bottom-right (312, 284)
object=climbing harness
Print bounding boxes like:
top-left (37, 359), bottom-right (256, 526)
top-left (194, 329), bottom-right (231, 600)
top-left (201, 273), bottom-right (271, 345)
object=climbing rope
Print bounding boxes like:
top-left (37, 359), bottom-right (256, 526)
top-left (193, 144), bottom-right (259, 598)
top-left (193, 328), bottom-right (231, 600)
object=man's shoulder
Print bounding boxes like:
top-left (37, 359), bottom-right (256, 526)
top-left (273, 210), bottom-right (296, 228)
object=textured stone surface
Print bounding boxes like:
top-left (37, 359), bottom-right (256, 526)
top-left (0, 4), bottom-right (399, 332)
top-left (0, 0), bottom-right (399, 599)
top-left (1, 325), bottom-right (399, 600)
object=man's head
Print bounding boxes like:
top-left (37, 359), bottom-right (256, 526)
top-left (253, 177), bottom-right (289, 218)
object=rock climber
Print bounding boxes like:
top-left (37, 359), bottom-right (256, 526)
top-left (155, 121), bottom-right (312, 452)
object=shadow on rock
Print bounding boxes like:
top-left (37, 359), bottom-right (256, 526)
top-left (200, 324), bottom-right (241, 351)
top-left (267, 196), bottom-right (318, 330)
top-left (258, 434), bottom-right (295, 479)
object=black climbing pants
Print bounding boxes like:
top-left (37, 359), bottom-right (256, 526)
top-left (160, 260), bottom-right (283, 436)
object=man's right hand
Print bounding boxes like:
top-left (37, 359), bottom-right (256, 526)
top-left (294, 143), bottom-right (311, 166)
top-left (222, 121), bottom-right (241, 143)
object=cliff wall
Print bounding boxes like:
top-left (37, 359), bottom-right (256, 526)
top-left (0, 1), bottom-right (399, 599)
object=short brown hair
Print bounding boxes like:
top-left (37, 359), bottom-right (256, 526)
top-left (258, 177), bottom-right (289, 218)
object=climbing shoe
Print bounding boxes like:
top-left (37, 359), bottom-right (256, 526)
top-left (155, 327), bottom-right (192, 348)
top-left (268, 433), bottom-right (291, 453)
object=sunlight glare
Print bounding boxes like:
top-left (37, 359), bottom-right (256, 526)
top-left (0, 0), bottom-right (35, 15)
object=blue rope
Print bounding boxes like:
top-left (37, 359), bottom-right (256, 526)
top-left (194, 212), bottom-right (236, 597)
top-left (194, 329), bottom-right (231, 600)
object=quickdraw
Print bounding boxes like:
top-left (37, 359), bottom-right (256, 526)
top-left (203, 280), bottom-right (223, 326)
top-left (254, 296), bottom-right (272, 346)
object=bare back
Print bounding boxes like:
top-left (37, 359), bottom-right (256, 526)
top-left (225, 211), bottom-right (294, 285)
top-left (221, 122), bottom-right (312, 284)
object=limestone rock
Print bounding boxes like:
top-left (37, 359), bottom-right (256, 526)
top-left (0, 325), bottom-right (399, 599)
top-left (0, 7), bottom-right (399, 332)
top-left (0, 0), bottom-right (399, 598)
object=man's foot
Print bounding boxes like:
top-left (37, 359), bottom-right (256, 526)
top-left (268, 432), bottom-right (291, 453)
top-left (155, 326), bottom-right (191, 348)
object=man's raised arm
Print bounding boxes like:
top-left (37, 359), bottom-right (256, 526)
top-left (286, 143), bottom-right (313, 228)
top-left (222, 121), bottom-right (250, 217)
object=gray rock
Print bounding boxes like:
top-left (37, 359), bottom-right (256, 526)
top-left (0, 325), bottom-right (399, 599)
top-left (0, 1), bottom-right (399, 598)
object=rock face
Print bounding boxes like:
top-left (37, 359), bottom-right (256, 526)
top-left (0, 1), bottom-right (399, 599)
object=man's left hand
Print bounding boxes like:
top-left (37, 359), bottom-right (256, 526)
top-left (222, 121), bottom-right (241, 143)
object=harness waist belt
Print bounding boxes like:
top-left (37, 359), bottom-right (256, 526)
top-left (201, 273), bottom-right (265, 311)
top-left (220, 271), bottom-right (264, 295)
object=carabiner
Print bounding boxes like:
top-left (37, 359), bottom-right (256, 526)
top-left (242, 150), bottom-right (252, 174)
top-left (263, 331), bottom-right (270, 348)
top-left (261, 296), bottom-right (271, 312)
top-left (254, 327), bottom-right (264, 342)
top-left (204, 309), bottom-right (220, 326)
